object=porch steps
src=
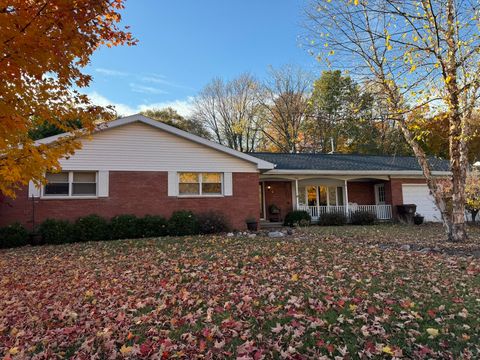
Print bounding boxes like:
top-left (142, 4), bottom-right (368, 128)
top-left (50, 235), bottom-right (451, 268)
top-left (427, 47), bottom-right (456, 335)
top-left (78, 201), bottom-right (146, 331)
top-left (259, 221), bottom-right (284, 230)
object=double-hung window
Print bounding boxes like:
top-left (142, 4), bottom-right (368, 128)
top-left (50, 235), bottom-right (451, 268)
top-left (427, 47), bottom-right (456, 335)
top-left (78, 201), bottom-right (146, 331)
top-left (44, 171), bottom-right (97, 197)
top-left (44, 172), bottom-right (69, 196)
top-left (178, 172), bottom-right (223, 196)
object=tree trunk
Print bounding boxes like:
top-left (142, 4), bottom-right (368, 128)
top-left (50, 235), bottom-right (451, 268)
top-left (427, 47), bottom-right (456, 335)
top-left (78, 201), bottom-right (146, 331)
top-left (470, 210), bottom-right (478, 224)
top-left (395, 120), bottom-right (454, 236)
top-left (448, 152), bottom-right (467, 242)
top-left (443, 0), bottom-right (468, 242)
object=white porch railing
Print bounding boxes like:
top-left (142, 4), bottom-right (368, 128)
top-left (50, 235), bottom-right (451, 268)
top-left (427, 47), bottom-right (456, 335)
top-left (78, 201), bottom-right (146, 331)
top-left (297, 204), bottom-right (392, 221)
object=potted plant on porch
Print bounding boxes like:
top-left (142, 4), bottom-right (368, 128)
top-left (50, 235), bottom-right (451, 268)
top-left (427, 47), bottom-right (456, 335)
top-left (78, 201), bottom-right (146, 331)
top-left (245, 217), bottom-right (258, 231)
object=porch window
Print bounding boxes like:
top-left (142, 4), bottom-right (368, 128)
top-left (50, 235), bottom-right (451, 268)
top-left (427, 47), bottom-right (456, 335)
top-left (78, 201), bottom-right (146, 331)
top-left (178, 172), bottom-right (223, 196)
top-left (319, 186), bottom-right (328, 206)
top-left (299, 185), bottom-right (345, 206)
top-left (327, 187), bottom-right (336, 206)
top-left (336, 187), bottom-right (344, 205)
top-left (307, 186), bottom-right (317, 206)
top-left (44, 171), bottom-right (97, 197)
top-left (298, 187), bottom-right (306, 206)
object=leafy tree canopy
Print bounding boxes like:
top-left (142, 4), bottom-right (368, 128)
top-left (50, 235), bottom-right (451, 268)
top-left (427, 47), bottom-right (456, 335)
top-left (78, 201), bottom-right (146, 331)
top-left (141, 108), bottom-right (210, 139)
top-left (0, 1), bottom-right (136, 198)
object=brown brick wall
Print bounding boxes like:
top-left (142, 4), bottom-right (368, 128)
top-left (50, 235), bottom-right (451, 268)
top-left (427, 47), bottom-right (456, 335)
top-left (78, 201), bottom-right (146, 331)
top-left (264, 181), bottom-right (293, 221)
top-left (347, 178), bottom-right (427, 218)
top-left (0, 172), bottom-right (260, 231)
top-left (347, 182), bottom-right (377, 205)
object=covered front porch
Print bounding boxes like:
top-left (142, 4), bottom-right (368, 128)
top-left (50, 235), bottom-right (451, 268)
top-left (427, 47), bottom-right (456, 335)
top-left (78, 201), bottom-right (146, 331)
top-left (259, 175), bottom-right (393, 223)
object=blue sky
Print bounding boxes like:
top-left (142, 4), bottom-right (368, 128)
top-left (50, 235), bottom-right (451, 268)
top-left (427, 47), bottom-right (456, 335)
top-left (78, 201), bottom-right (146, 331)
top-left (86, 0), bottom-right (314, 116)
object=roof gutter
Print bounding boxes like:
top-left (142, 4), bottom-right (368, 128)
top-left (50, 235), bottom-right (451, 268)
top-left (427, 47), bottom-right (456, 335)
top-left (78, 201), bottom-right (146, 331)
top-left (265, 169), bottom-right (451, 176)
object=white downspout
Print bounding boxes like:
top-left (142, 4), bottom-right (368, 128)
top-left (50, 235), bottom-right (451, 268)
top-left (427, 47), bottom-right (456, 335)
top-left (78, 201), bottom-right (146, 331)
top-left (295, 178), bottom-right (299, 210)
top-left (344, 179), bottom-right (349, 219)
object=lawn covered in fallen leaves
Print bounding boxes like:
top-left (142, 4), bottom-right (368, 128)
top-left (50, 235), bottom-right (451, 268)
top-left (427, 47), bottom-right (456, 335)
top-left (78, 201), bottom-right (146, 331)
top-left (1, 228), bottom-right (480, 359)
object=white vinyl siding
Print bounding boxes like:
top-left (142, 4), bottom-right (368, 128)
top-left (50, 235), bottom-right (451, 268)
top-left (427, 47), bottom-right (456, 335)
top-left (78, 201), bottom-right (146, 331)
top-left (58, 122), bottom-right (258, 173)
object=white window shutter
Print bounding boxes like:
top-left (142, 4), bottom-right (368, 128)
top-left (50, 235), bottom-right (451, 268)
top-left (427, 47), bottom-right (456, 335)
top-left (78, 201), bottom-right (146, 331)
top-left (28, 181), bottom-right (41, 198)
top-left (168, 171), bottom-right (178, 196)
top-left (224, 172), bottom-right (233, 196)
top-left (97, 171), bottom-right (109, 197)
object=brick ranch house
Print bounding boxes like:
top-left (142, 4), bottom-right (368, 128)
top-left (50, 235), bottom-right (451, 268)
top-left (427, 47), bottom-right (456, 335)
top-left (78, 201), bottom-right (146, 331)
top-left (0, 114), bottom-right (449, 230)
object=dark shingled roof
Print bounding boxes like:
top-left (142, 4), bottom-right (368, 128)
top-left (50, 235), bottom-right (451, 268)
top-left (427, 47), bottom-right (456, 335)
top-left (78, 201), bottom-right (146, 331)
top-left (249, 153), bottom-right (450, 172)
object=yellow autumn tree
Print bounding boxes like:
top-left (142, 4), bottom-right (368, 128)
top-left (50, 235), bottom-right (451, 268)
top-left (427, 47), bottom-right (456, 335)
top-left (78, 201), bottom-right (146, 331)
top-left (305, 0), bottom-right (480, 242)
top-left (0, 1), bottom-right (136, 198)
top-left (465, 170), bottom-right (480, 223)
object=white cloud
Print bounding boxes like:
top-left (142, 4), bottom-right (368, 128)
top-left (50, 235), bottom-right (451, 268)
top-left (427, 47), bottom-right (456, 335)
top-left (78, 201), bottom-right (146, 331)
top-left (138, 97), bottom-right (195, 116)
top-left (95, 68), bottom-right (129, 77)
top-left (140, 74), bottom-right (194, 90)
top-left (88, 91), bottom-right (136, 116)
top-left (87, 91), bottom-right (195, 117)
top-left (129, 83), bottom-right (168, 95)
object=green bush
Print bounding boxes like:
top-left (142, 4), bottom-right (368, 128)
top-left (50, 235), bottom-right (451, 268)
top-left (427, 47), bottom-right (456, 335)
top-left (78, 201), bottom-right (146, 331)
top-left (73, 214), bottom-right (110, 242)
top-left (318, 212), bottom-right (347, 226)
top-left (350, 210), bottom-right (376, 225)
top-left (284, 210), bottom-right (311, 227)
top-left (197, 211), bottom-right (231, 234)
top-left (110, 214), bottom-right (140, 239)
top-left (168, 210), bottom-right (199, 236)
top-left (138, 215), bottom-right (168, 238)
top-left (39, 219), bottom-right (74, 244)
top-left (0, 223), bottom-right (29, 249)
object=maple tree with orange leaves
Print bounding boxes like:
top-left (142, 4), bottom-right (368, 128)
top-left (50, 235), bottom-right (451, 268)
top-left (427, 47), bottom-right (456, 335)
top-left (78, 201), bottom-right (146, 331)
top-left (0, 0), bottom-right (136, 197)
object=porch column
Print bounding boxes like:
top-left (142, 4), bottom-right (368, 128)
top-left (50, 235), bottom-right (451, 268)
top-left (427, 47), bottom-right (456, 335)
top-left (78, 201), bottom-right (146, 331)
top-left (344, 179), bottom-right (349, 217)
top-left (295, 178), bottom-right (299, 210)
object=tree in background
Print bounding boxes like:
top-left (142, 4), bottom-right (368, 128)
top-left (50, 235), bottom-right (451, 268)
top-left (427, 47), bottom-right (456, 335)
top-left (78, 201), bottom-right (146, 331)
top-left (0, 1), bottom-right (136, 198)
top-left (304, 70), bottom-right (411, 155)
top-left (465, 170), bottom-right (480, 223)
top-left (359, 82), bottom-right (412, 156)
top-left (192, 74), bottom-right (262, 152)
top-left (305, 70), bottom-right (358, 153)
top-left (141, 108), bottom-right (210, 139)
top-left (408, 111), bottom-right (480, 163)
top-left (28, 119), bottom-right (83, 141)
top-left (258, 65), bottom-right (312, 153)
top-left (305, 0), bottom-right (480, 242)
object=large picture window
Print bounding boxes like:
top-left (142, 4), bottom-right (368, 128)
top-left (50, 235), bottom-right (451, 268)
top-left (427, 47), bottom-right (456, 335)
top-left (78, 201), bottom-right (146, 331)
top-left (300, 185), bottom-right (344, 206)
top-left (178, 172), bottom-right (223, 196)
top-left (44, 171), bottom-right (97, 197)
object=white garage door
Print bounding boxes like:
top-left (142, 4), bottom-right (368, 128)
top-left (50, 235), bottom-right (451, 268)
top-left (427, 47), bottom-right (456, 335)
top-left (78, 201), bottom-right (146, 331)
top-left (402, 184), bottom-right (441, 222)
